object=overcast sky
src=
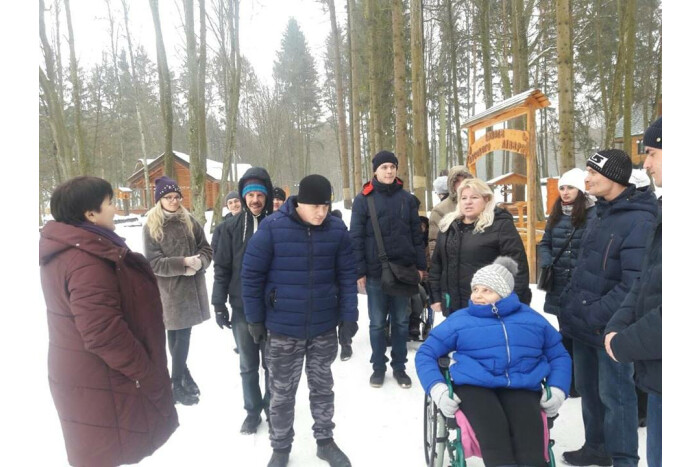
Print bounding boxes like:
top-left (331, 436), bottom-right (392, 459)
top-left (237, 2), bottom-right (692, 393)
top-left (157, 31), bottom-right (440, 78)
top-left (61, 0), bottom-right (339, 86)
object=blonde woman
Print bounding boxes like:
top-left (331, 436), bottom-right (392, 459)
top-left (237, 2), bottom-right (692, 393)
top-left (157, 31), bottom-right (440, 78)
top-left (143, 176), bottom-right (213, 406)
top-left (428, 178), bottom-right (531, 317)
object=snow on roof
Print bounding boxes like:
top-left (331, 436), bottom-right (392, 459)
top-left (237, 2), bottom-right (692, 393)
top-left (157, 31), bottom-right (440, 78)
top-left (117, 186), bottom-right (133, 192)
top-left (614, 106), bottom-right (647, 138)
top-left (487, 172), bottom-right (527, 185)
top-left (129, 151), bottom-right (252, 182)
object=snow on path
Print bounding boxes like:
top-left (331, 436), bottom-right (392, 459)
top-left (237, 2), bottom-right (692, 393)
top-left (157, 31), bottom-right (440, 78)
top-left (14, 209), bottom-right (648, 466)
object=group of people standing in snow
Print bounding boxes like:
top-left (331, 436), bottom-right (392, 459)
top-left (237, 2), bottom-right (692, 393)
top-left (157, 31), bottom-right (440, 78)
top-left (39, 116), bottom-right (662, 467)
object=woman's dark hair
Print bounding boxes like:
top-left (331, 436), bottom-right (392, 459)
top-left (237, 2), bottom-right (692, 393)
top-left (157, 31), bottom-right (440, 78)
top-left (50, 176), bottom-right (114, 225)
top-left (546, 190), bottom-right (589, 230)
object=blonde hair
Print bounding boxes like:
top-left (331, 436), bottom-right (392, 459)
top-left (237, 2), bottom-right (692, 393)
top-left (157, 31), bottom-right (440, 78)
top-left (145, 202), bottom-right (195, 242)
top-left (439, 178), bottom-right (496, 234)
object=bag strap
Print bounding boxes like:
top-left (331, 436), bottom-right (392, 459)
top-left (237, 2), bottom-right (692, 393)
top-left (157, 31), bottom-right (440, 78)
top-left (366, 196), bottom-right (389, 263)
top-left (551, 227), bottom-right (577, 266)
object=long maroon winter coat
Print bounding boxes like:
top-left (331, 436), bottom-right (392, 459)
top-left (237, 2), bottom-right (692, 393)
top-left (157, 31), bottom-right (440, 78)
top-left (39, 221), bottom-right (178, 466)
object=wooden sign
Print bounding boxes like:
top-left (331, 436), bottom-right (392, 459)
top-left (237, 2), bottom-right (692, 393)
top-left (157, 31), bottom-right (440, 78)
top-left (467, 129), bottom-right (530, 166)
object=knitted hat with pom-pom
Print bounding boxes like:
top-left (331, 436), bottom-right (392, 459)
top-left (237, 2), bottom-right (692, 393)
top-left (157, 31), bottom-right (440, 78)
top-left (471, 256), bottom-right (519, 298)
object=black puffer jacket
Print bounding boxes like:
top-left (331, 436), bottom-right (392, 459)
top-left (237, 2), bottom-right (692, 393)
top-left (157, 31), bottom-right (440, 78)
top-left (606, 199), bottom-right (662, 395)
top-left (429, 208), bottom-right (531, 314)
top-left (212, 167), bottom-right (274, 310)
top-left (537, 206), bottom-right (596, 316)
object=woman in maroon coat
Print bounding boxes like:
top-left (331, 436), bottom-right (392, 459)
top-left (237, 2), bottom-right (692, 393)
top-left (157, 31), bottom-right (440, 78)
top-left (39, 176), bottom-right (178, 466)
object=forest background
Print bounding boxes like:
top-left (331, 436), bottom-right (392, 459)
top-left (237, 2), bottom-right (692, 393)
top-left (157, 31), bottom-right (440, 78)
top-left (37, 0), bottom-right (661, 230)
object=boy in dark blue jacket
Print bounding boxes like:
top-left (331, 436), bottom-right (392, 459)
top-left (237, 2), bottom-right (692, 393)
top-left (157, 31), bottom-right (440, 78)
top-left (416, 257), bottom-right (571, 467)
top-left (242, 175), bottom-right (358, 467)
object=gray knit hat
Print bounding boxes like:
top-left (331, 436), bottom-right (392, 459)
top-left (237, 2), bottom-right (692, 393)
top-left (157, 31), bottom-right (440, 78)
top-left (471, 256), bottom-right (519, 299)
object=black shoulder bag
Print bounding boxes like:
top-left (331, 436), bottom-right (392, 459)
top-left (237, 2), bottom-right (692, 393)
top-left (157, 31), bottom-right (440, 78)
top-left (537, 227), bottom-right (576, 292)
top-left (367, 196), bottom-right (420, 297)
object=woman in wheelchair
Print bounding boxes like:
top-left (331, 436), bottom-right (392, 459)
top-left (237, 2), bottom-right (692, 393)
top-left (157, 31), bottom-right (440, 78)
top-left (416, 257), bottom-right (572, 467)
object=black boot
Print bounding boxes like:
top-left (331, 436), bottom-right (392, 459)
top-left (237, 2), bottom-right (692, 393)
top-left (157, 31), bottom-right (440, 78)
top-left (172, 378), bottom-right (199, 406)
top-left (317, 439), bottom-right (351, 467)
top-left (240, 412), bottom-right (262, 434)
top-left (267, 449), bottom-right (290, 467)
top-left (340, 344), bottom-right (353, 361)
top-left (182, 367), bottom-right (200, 396)
top-left (562, 446), bottom-right (612, 466)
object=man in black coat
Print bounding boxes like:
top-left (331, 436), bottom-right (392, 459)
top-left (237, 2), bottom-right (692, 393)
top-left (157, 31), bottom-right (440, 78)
top-left (605, 116), bottom-right (662, 467)
top-left (212, 167), bottom-right (274, 434)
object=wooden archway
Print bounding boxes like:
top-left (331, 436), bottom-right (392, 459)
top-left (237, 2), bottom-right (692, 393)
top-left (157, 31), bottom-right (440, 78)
top-left (461, 89), bottom-right (550, 283)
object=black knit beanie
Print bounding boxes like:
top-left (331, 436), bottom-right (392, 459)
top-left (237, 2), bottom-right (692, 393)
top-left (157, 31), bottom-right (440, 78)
top-left (586, 149), bottom-right (632, 186)
top-left (225, 190), bottom-right (240, 202)
top-left (643, 116), bottom-right (662, 149)
top-left (297, 174), bottom-right (333, 205)
top-left (154, 176), bottom-right (181, 202)
top-left (273, 187), bottom-right (287, 201)
top-left (372, 150), bottom-right (399, 172)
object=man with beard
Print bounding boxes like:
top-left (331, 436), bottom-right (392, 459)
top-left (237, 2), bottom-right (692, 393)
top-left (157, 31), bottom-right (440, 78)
top-left (212, 167), bottom-right (274, 434)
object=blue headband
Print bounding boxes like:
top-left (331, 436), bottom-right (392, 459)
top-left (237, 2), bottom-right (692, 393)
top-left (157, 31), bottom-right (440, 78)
top-left (242, 184), bottom-right (268, 197)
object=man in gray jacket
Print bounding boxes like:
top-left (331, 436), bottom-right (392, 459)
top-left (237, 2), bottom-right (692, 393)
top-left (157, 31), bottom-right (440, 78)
top-left (212, 167), bottom-right (274, 434)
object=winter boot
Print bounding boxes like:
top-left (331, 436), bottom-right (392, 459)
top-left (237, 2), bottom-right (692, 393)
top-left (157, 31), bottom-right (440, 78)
top-left (316, 439), bottom-right (351, 467)
top-left (340, 344), bottom-right (353, 361)
top-left (240, 412), bottom-right (262, 434)
top-left (182, 367), bottom-right (200, 396)
top-left (393, 370), bottom-right (412, 388)
top-left (369, 370), bottom-right (385, 388)
top-left (562, 447), bottom-right (613, 466)
top-left (172, 378), bottom-right (199, 406)
top-left (267, 448), bottom-right (290, 467)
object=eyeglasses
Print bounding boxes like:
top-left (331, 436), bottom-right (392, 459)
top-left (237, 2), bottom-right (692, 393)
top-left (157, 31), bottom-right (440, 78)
top-left (162, 195), bottom-right (182, 202)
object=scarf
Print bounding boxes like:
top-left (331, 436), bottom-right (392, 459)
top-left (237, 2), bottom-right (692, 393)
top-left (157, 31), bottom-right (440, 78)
top-left (78, 222), bottom-right (129, 250)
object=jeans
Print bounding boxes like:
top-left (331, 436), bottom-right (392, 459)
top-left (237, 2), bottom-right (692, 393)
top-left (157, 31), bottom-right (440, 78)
top-left (231, 306), bottom-right (269, 415)
top-left (366, 278), bottom-right (410, 372)
top-left (167, 327), bottom-right (191, 380)
top-left (573, 340), bottom-right (639, 466)
top-left (646, 392), bottom-right (662, 467)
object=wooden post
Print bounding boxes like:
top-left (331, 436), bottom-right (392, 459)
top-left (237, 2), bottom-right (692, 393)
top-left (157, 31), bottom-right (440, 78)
top-left (526, 108), bottom-right (537, 282)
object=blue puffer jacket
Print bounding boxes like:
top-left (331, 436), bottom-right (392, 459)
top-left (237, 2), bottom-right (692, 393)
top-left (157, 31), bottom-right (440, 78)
top-left (349, 177), bottom-right (427, 279)
top-left (415, 293), bottom-right (572, 395)
top-left (241, 197), bottom-right (359, 339)
top-left (537, 206), bottom-right (596, 315)
top-left (559, 185), bottom-right (658, 347)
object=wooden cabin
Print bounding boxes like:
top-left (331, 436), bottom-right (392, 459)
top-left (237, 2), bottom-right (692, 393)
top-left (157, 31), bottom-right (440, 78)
top-left (613, 106), bottom-right (659, 166)
top-left (125, 151), bottom-right (251, 214)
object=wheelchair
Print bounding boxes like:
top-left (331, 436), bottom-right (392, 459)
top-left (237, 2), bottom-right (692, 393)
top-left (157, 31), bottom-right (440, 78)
top-left (423, 357), bottom-right (557, 467)
top-left (409, 282), bottom-right (434, 342)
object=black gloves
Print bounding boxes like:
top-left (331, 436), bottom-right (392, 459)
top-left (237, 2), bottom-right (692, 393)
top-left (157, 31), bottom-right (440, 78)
top-left (248, 323), bottom-right (267, 344)
top-left (338, 321), bottom-right (359, 343)
top-left (214, 305), bottom-right (231, 329)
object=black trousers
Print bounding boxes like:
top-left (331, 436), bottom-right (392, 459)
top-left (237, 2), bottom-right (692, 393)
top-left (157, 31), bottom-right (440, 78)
top-left (453, 384), bottom-right (547, 467)
top-left (167, 327), bottom-right (192, 380)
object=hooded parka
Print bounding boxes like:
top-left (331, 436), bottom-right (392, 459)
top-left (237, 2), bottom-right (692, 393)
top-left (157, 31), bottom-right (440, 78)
top-left (428, 166), bottom-right (472, 260)
top-left (39, 221), bottom-right (178, 467)
top-left (429, 208), bottom-right (532, 314)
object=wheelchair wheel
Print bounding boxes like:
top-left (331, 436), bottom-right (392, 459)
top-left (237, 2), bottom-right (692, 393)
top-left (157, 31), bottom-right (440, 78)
top-left (423, 393), bottom-right (447, 466)
top-left (420, 306), bottom-right (433, 341)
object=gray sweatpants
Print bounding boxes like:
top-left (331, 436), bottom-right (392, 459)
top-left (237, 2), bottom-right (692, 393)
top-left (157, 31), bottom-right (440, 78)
top-left (264, 328), bottom-right (338, 450)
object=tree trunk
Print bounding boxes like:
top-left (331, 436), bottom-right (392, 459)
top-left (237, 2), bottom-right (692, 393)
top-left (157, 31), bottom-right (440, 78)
top-left (555, 0), bottom-right (575, 172)
top-left (328, 0), bottom-right (352, 208)
top-left (348, 0), bottom-right (363, 193)
top-left (64, 0), bottom-right (88, 175)
top-left (622, 0), bottom-right (637, 157)
top-left (478, 0), bottom-right (494, 179)
top-left (366, 0), bottom-right (381, 156)
top-left (191, 0), bottom-right (208, 224)
top-left (445, 0), bottom-right (463, 165)
top-left (411, 0), bottom-right (428, 215)
top-left (149, 0), bottom-right (175, 178)
top-left (604, 0), bottom-right (628, 147)
top-left (510, 0), bottom-right (528, 201)
top-left (392, 0), bottom-right (409, 183)
top-left (122, 0), bottom-right (152, 208)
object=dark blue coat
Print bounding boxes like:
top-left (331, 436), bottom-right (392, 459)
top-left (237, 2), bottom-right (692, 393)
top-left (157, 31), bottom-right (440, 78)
top-left (537, 206), bottom-right (596, 316)
top-left (241, 197), bottom-right (359, 339)
top-left (349, 177), bottom-right (427, 279)
top-left (559, 185), bottom-right (658, 347)
top-left (415, 293), bottom-right (571, 395)
top-left (606, 199), bottom-right (662, 395)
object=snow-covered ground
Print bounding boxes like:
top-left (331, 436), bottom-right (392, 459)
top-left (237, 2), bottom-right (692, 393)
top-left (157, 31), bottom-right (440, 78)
top-left (15, 204), bottom-right (651, 466)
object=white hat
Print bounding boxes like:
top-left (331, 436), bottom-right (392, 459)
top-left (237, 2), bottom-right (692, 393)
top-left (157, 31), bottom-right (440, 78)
top-left (558, 168), bottom-right (587, 193)
top-left (629, 169), bottom-right (650, 188)
top-left (433, 176), bottom-right (449, 195)
top-left (471, 256), bottom-right (518, 299)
